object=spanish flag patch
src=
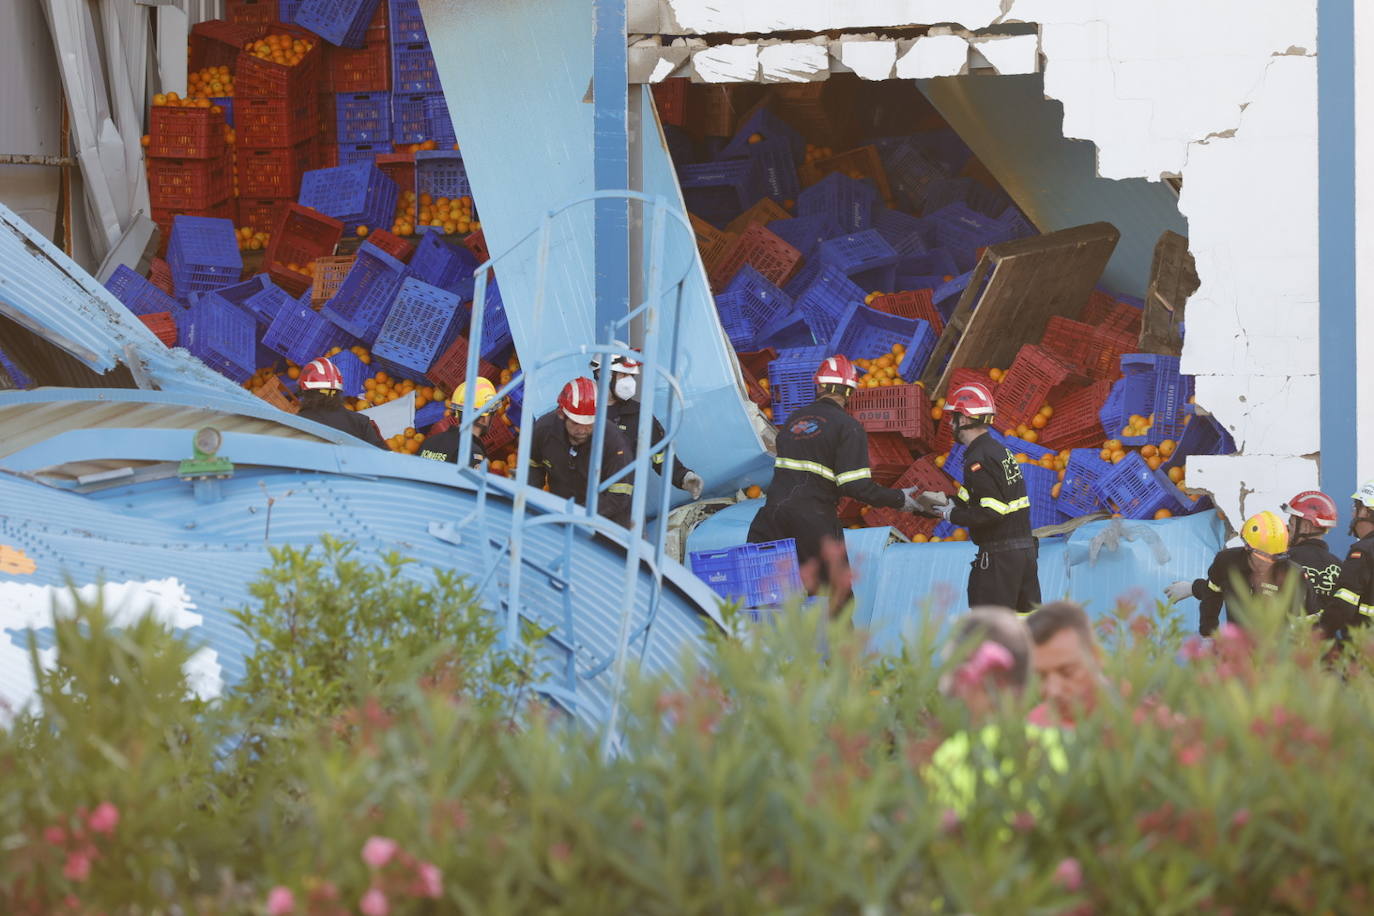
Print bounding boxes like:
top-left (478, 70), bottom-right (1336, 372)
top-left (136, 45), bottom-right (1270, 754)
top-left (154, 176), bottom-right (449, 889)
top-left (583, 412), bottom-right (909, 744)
top-left (970, 463), bottom-right (982, 473)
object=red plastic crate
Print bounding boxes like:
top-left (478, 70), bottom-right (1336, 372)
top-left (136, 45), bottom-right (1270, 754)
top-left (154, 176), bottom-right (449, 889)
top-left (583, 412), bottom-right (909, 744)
top-left (190, 20), bottom-right (265, 71)
top-left (148, 107), bottom-right (227, 159)
top-left (236, 140), bottom-right (316, 199)
top-left (235, 93), bottom-right (319, 147)
top-left (651, 78), bottom-right (689, 127)
top-left (892, 454), bottom-right (959, 497)
top-left (799, 145), bottom-right (892, 204)
top-left (736, 347), bottom-right (777, 380)
top-left (866, 431), bottom-right (913, 486)
top-left (462, 229), bottom-right (489, 264)
top-left (138, 312), bottom-right (178, 347)
top-left (480, 413), bottom-right (516, 458)
top-left (989, 345), bottom-right (1078, 430)
top-left (848, 384), bottom-right (931, 444)
top-left (365, 228), bottom-right (414, 262)
top-left (426, 333), bottom-right (502, 390)
top-left (236, 40), bottom-right (322, 98)
top-left (864, 507), bottom-right (937, 541)
top-left (837, 497), bottom-right (863, 523)
top-left (311, 255), bottom-right (357, 307)
top-left (146, 152), bottom-right (233, 210)
top-left (740, 364), bottom-right (771, 409)
top-left (1081, 289), bottom-right (1142, 335)
top-left (266, 203), bottom-right (345, 296)
top-left (1040, 380), bottom-right (1113, 450)
top-left (1041, 316), bottom-right (1135, 382)
top-left (238, 198), bottom-right (286, 234)
top-left (374, 151), bottom-right (415, 194)
top-left (148, 258), bottom-right (174, 295)
top-left (227, 0), bottom-right (276, 28)
top-left (870, 289), bottom-right (942, 335)
top-left (326, 38), bottom-right (390, 92)
top-left (708, 223), bottom-right (803, 293)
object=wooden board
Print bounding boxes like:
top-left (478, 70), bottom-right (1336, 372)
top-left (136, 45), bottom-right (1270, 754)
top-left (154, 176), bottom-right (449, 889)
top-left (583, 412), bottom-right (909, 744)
top-left (1138, 229), bottom-right (1198, 357)
top-left (921, 222), bottom-right (1121, 395)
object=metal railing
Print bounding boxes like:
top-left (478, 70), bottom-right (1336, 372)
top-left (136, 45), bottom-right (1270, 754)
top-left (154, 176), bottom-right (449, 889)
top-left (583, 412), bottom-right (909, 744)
top-left (446, 190), bottom-right (699, 754)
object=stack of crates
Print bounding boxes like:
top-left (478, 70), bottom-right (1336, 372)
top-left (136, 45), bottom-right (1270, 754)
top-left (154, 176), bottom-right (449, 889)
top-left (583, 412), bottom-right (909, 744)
top-left (388, 0), bottom-right (442, 143)
top-left (145, 104), bottom-right (234, 249)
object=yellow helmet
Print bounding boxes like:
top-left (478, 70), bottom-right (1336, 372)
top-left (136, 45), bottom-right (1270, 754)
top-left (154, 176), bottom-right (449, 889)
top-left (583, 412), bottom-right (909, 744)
top-left (450, 377), bottom-right (497, 412)
top-left (1241, 510), bottom-right (1288, 556)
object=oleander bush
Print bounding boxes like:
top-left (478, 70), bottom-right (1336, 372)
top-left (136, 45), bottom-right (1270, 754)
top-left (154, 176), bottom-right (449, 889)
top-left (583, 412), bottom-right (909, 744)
top-left (2, 541), bottom-right (1372, 914)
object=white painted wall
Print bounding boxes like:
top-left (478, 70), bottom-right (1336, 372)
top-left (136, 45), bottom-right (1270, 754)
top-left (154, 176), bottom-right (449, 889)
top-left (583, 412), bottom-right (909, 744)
top-left (643, 0), bottom-right (1341, 528)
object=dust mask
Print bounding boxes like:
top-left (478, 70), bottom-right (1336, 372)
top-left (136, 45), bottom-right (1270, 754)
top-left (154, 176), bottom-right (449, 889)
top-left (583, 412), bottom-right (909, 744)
top-left (613, 375), bottom-right (637, 401)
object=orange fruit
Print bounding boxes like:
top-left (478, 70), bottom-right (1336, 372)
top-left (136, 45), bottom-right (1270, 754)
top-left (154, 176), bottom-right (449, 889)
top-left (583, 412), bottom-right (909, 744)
top-left (745, 485), bottom-right (763, 499)
top-left (1141, 444), bottom-right (1158, 458)
top-left (1159, 439), bottom-right (1177, 457)
top-left (912, 534), bottom-right (928, 543)
top-left (1051, 482), bottom-right (1062, 499)
top-left (1111, 450), bottom-right (1127, 464)
top-left (1022, 430), bottom-right (1039, 444)
top-left (935, 455), bottom-right (946, 468)
top-left (931, 407), bottom-right (943, 421)
top-left (1153, 509), bottom-right (1173, 520)
top-left (951, 528), bottom-right (969, 542)
top-left (1146, 455), bottom-right (1163, 470)
top-left (404, 439), bottom-right (421, 454)
top-left (287, 366), bottom-right (300, 380)
top-left (489, 459), bottom-right (507, 475)
top-left (1031, 415), bottom-right (1048, 429)
top-left (1168, 466), bottom-right (1185, 484)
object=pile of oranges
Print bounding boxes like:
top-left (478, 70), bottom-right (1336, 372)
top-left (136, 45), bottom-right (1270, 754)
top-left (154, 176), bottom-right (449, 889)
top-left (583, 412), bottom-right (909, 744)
top-left (393, 139), bottom-right (461, 155)
top-left (387, 427), bottom-right (428, 454)
top-left (419, 193), bottom-right (478, 235)
top-left (274, 259), bottom-right (318, 277)
top-left (235, 226), bottom-right (270, 251)
top-left (187, 66), bottom-right (233, 97)
top-left (853, 344), bottom-right (909, 388)
top-left (359, 371), bottom-right (446, 410)
top-left (244, 34), bottom-right (315, 66)
top-left (1001, 403), bottom-right (1053, 444)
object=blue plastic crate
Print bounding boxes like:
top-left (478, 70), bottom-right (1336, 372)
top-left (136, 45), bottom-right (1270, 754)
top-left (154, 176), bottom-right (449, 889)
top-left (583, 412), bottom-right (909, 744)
top-left (387, 0), bottom-right (427, 42)
top-left (826, 302), bottom-right (931, 366)
top-left (818, 229), bottom-right (899, 292)
top-left (334, 91), bottom-right (391, 143)
top-left (390, 92), bottom-right (431, 144)
top-left (415, 150), bottom-right (471, 213)
top-left (920, 176), bottom-right (1013, 219)
top-left (797, 172), bottom-right (877, 233)
top-left (663, 123), bottom-right (693, 167)
top-left (198, 275), bottom-right (288, 328)
top-left (932, 269), bottom-right (979, 319)
top-left (945, 430), bottom-right (1007, 482)
top-left (210, 97), bottom-right (233, 127)
top-left (1098, 451), bottom-right (1190, 520)
top-left (1022, 463), bottom-right (1062, 529)
top-left (392, 41), bottom-right (441, 93)
top-left (1057, 449), bottom-right (1111, 517)
top-left (1163, 408), bottom-right (1235, 470)
top-left (767, 346), bottom-right (830, 426)
top-left (477, 281), bottom-right (512, 360)
top-left (408, 231), bottom-right (478, 298)
top-left (294, 0), bottom-right (382, 47)
top-left (895, 320), bottom-right (937, 381)
top-left (871, 207), bottom-right (927, 257)
top-left (747, 139), bottom-right (800, 203)
top-left (689, 539), bottom-right (804, 608)
top-left (1099, 354), bottom-right (1194, 447)
top-left (104, 265), bottom-right (179, 317)
top-left (679, 159), bottom-right (760, 228)
top-left (372, 277), bottom-right (462, 377)
top-left (896, 249), bottom-right (959, 291)
top-left (264, 298), bottom-right (354, 365)
top-left (766, 214), bottom-right (841, 261)
top-left (752, 311), bottom-right (814, 352)
top-left (782, 258), bottom-right (821, 299)
top-left (793, 264), bottom-right (865, 343)
top-left (713, 291), bottom-right (757, 350)
top-left (414, 399), bottom-right (447, 429)
top-left (1003, 434), bottom-right (1056, 462)
top-left (320, 241), bottom-right (409, 342)
top-left (881, 140), bottom-right (949, 212)
top-left (279, 0), bottom-right (303, 23)
top-left (932, 520), bottom-right (968, 540)
top-left (167, 215), bottom-right (241, 293)
top-left (183, 290), bottom-right (257, 382)
top-left (928, 203), bottom-right (1030, 271)
top-left (337, 142), bottom-right (388, 166)
top-left (0, 348), bottom-right (31, 388)
top-left (717, 108), bottom-right (804, 162)
top-left (329, 349), bottom-right (369, 397)
top-left (723, 264), bottom-right (793, 332)
top-left (423, 95), bottom-right (456, 147)
top-left (298, 161), bottom-right (399, 237)
top-left (906, 128), bottom-right (973, 174)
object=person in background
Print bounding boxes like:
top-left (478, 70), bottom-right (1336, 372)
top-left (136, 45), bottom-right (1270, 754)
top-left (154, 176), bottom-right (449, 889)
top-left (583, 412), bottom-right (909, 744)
top-left (296, 357), bottom-right (387, 449)
top-left (418, 378), bottom-right (496, 467)
top-left (1326, 481), bottom-right (1374, 638)
top-left (916, 382), bottom-right (1040, 613)
top-left (591, 353), bottom-right (705, 500)
top-left (1026, 601), bottom-right (1107, 728)
top-left (1164, 510), bottom-right (1318, 636)
top-left (1279, 490), bottom-right (1344, 634)
top-left (528, 377), bottom-right (635, 529)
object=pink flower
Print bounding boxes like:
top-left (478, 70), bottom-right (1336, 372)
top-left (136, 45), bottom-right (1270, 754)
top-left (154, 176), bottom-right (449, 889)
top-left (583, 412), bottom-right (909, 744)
top-left (1055, 857), bottom-right (1083, 892)
top-left (44, 825), bottom-right (67, 846)
top-left (548, 841), bottom-right (572, 863)
top-left (1180, 637), bottom-right (1208, 661)
top-left (362, 835), bottom-right (399, 868)
top-left (87, 802), bottom-right (119, 835)
top-left (359, 887), bottom-right (389, 916)
top-left (1231, 809), bottom-right (1251, 829)
top-left (266, 886), bottom-right (296, 915)
top-left (63, 851), bottom-right (92, 882)
top-left (1027, 703), bottom-right (1054, 727)
top-left (940, 809), bottom-right (961, 835)
top-left (415, 861), bottom-right (442, 899)
top-left (1175, 742), bottom-right (1205, 767)
top-left (955, 641), bottom-right (1014, 688)
top-left (1011, 811), bottom-right (1037, 834)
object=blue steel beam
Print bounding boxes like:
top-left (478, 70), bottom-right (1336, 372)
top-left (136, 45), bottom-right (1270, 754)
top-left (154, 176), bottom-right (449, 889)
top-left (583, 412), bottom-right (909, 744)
top-left (592, 0), bottom-right (630, 336)
top-left (1319, 0), bottom-right (1358, 551)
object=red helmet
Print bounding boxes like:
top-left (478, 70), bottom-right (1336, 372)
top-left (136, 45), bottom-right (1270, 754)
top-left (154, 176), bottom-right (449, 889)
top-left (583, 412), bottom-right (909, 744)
top-left (558, 376), bottom-right (598, 425)
top-left (1282, 490), bottom-right (1338, 528)
top-left (814, 355), bottom-right (858, 390)
top-left (946, 382), bottom-right (997, 420)
top-left (299, 357), bottom-right (345, 391)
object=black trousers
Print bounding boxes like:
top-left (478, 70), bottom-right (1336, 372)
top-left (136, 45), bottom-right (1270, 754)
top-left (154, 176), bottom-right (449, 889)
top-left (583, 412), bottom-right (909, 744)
top-left (748, 503), bottom-right (844, 585)
top-left (967, 544), bottom-right (1041, 613)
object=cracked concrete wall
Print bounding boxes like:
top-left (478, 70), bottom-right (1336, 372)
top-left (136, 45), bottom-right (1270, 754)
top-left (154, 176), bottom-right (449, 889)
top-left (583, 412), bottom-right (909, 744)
top-left (645, 0), bottom-right (1336, 528)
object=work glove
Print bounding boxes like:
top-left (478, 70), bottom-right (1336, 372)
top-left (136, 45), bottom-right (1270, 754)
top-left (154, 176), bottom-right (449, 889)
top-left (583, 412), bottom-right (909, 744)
top-left (682, 471), bottom-right (705, 500)
top-left (901, 487), bottom-right (923, 514)
top-left (1164, 580), bottom-right (1193, 603)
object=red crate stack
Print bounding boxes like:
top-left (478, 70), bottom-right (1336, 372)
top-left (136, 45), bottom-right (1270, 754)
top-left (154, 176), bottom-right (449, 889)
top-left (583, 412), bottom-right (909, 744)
top-left (325, 4), bottom-right (390, 92)
top-left (1039, 380), bottom-right (1114, 450)
top-left (987, 344), bottom-right (1079, 431)
top-left (708, 224), bottom-right (803, 293)
top-left (226, 0), bottom-right (275, 29)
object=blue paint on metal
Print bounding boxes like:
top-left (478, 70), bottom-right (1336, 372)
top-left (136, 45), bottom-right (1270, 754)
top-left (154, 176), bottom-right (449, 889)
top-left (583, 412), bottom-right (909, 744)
top-left (1318, 0), bottom-right (1359, 553)
top-left (592, 0), bottom-right (630, 335)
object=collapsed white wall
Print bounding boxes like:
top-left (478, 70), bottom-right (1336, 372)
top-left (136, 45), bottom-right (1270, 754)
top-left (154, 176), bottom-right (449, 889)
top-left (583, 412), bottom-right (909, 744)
top-left (637, 0), bottom-right (1331, 528)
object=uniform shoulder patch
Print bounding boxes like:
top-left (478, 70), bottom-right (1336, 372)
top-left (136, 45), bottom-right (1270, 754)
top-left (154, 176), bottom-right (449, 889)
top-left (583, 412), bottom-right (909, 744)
top-left (1352, 551), bottom-right (1364, 559)
top-left (970, 462), bottom-right (982, 473)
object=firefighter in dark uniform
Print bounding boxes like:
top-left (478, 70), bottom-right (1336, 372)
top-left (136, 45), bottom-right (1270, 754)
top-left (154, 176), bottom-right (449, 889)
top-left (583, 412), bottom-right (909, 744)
top-left (748, 355), bottom-right (922, 610)
top-left (591, 353), bottom-right (706, 500)
top-left (296, 357), bottom-right (388, 449)
top-left (1325, 481), bottom-right (1374, 638)
top-left (527, 376), bottom-right (635, 529)
top-left (915, 381), bottom-right (1040, 613)
top-left (1165, 510), bottom-right (1318, 636)
top-left (1278, 490), bottom-right (1345, 634)
top-left (418, 378), bottom-right (495, 467)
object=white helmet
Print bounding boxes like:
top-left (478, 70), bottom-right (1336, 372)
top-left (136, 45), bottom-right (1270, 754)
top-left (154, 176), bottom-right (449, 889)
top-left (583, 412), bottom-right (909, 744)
top-left (1353, 480), bottom-right (1374, 510)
